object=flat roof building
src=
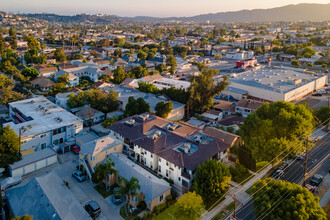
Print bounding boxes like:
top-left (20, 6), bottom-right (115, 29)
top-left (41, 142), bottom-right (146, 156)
top-left (229, 66), bottom-right (327, 102)
top-left (4, 97), bottom-right (83, 154)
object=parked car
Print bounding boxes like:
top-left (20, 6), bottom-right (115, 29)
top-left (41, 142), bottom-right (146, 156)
top-left (310, 174), bottom-right (323, 186)
top-left (272, 170), bottom-right (284, 180)
top-left (296, 153), bottom-right (305, 160)
top-left (72, 170), bottom-right (86, 182)
top-left (85, 201), bottom-right (101, 217)
top-left (305, 184), bottom-right (316, 193)
top-left (312, 93), bottom-right (322, 96)
top-left (71, 145), bottom-right (80, 154)
top-left (112, 191), bottom-right (123, 204)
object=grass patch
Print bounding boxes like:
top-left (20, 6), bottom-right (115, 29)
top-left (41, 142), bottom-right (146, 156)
top-left (256, 161), bottom-right (268, 173)
top-left (120, 204), bottom-right (139, 220)
top-left (93, 183), bottom-right (119, 199)
top-left (155, 204), bottom-right (190, 220)
top-left (225, 202), bottom-right (235, 212)
top-left (211, 210), bottom-right (227, 220)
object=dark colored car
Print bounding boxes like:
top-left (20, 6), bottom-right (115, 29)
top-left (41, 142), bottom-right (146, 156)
top-left (72, 170), bottom-right (86, 182)
top-left (85, 201), bottom-right (101, 217)
top-left (312, 93), bottom-right (322, 96)
top-left (71, 145), bottom-right (80, 154)
top-left (310, 174), bottom-right (323, 186)
top-left (112, 191), bottom-right (123, 204)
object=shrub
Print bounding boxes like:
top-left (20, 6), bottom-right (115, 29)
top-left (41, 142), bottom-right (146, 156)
top-left (153, 203), bottom-right (167, 215)
top-left (230, 164), bottom-right (250, 183)
top-left (138, 201), bottom-right (147, 210)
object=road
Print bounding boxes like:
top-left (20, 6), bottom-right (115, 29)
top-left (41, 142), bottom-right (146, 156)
top-left (236, 132), bottom-right (330, 220)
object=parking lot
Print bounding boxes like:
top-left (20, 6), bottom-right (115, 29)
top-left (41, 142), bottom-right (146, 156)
top-left (11, 152), bottom-right (123, 220)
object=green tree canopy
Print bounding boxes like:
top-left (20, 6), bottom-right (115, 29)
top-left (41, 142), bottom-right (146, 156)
top-left (155, 101), bottom-right (173, 119)
top-left (71, 53), bottom-right (84, 60)
top-left (57, 73), bottom-right (70, 85)
top-left (251, 178), bottom-right (326, 220)
top-left (125, 97), bottom-right (150, 116)
top-left (112, 66), bottom-right (128, 84)
top-left (21, 67), bottom-right (39, 79)
top-left (193, 159), bottom-right (231, 201)
top-left (9, 27), bottom-right (17, 50)
top-left (314, 106), bottom-right (330, 124)
top-left (166, 55), bottom-right (177, 74)
top-left (189, 67), bottom-right (229, 113)
top-left (137, 81), bottom-right (159, 94)
top-left (130, 66), bottom-right (149, 78)
top-left (239, 101), bottom-right (314, 162)
top-left (176, 192), bottom-right (205, 220)
top-left (0, 126), bottom-right (21, 167)
top-left (54, 48), bottom-right (67, 62)
top-left (137, 51), bottom-right (147, 60)
top-left (0, 75), bottom-right (25, 105)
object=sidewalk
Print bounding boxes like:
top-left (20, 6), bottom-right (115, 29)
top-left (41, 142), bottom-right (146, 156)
top-left (319, 173), bottom-right (330, 207)
top-left (201, 165), bottom-right (272, 220)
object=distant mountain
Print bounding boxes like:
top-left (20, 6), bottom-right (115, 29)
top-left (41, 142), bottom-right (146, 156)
top-left (125, 3), bottom-right (330, 23)
top-left (20, 3), bottom-right (330, 24)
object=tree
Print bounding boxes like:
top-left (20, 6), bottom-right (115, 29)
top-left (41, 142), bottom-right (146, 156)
top-left (307, 63), bottom-right (313, 67)
top-left (130, 66), bottom-right (149, 78)
top-left (162, 87), bottom-right (190, 104)
top-left (0, 33), bottom-right (5, 55)
top-left (314, 106), bottom-right (330, 124)
top-left (251, 178), bottom-right (326, 220)
top-left (189, 67), bottom-right (228, 113)
top-left (119, 177), bottom-right (141, 207)
top-left (54, 48), bottom-right (67, 62)
top-left (138, 81), bottom-right (159, 94)
top-left (91, 50), bottom-right (99, 58)
top-left (92, 158), bottom-right (117, 192)
top-left (146, 52), bottom-right (155, 60)
top-left (9, 27), bottom-right (17, 50)
top-left (291, 60), bottom-right (301, 67)
top-left (155, 101), bottom-right (173, 118)
top-left (239, 101), bottom-right (314, 162)
top-left (137, 51), bottom-right (147, 60)
top-left (193, 159), bottom-right (231, 201)
top-left (49, 83), bottom-right (68, 96)
top-left (176, 192), bottom-right (205, 220)
top-left (57, 73), bottom-right (70, 85)
top-left (97, 38), bottom-right (110, 47)
top-left (322, 63), bottom-right (327, 68)
top-left (301, 47), bottom-right (316, 57)
top-left (112, 66), bottom-right (128, 84)
top-left (0, 75), bottom-right (25, 105)
top-left (26, 35), bottom-right (40, 51)
top-left (11, 215), bottom-right (33, 220)
top-left (166, 55), bottom-right (177, 74)
top-left (113, 49), bottom-right (123, 57)
top-left (0, 126), bottom-right (21, 168)
top-left (21, 67), bottom-right (39, 79)
top-left (114, 38), bottom-right (125, 47)
top-left (71, 53), bottom-right (84, 60)
top-left (125, 97), bottom-right (150, 116)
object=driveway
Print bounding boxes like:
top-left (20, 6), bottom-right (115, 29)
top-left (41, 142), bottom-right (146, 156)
top-left (21, 152), bottom-right (123, 220)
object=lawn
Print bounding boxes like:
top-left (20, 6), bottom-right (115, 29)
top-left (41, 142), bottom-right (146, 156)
top-left (94, 183), bottom-right (119, 199)
top-left (155, 204), bottom-right (190, 220)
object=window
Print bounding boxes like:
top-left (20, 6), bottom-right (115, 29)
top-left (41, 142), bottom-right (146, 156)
top-left (159, 194), bottom-right (165, 203)
top-left (166, 169), bottom-right (169, 177)
top-left (159, 158), bottom-right (161, 162)
top-left (178, 177), bottom-right (181, 181)
top-left (40, 134), bottom-right (46, 138)
top-left (93, 156), bottom-right (97, 161)
top-left (114, 147), bottom-right (117, 152)
top-left (135, 196), bottom-right (138, 202)
top-left (41, 143), bottom-right (46, 149)
top-left (158, 165), bottom-right (161, 173)
top-left (151, 153), bottom-right (153, 158)
top-left (166, 161), bottom-right (168, 166)
top-left (53, 139), bottom-right (59, 145)
top-left (150, 162), bottom-right (153, 169)
top-left (106, 150), bottom-right (109, 155)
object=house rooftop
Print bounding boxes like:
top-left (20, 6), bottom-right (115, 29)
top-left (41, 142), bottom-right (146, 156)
top-left (6, 171), bottom-right (91, 220)
top-left (80, 135), bottom-right (122, 156)
top-left (110, 153), bottom-right (171, 203)
top-left (4, 97), bottom-right (83, 138)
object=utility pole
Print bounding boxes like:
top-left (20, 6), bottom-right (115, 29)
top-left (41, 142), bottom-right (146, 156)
top-left (301, 137), bottom-right (319, 186)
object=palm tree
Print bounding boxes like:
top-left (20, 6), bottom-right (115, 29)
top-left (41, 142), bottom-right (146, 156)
top-left (93, 158), bottom-right (117, 192)
top-left (119, 177), bottom-right (141, 208)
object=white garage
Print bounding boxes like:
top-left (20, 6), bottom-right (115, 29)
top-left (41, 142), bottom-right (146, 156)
top-left (9, 148), bottom-right (58, 177)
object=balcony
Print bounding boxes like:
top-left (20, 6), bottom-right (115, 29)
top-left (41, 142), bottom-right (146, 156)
top-left (181, 171), bottom-right (191, 180)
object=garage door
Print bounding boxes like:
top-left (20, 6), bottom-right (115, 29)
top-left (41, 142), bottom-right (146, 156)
top-left (36, 159), bottom-right (47, 169)
top-left (47, 156), bottom-right (58, 165)
top-left (24, 163), bottom-right (36, 175)
top-left (12, 168), bottom-right (23, 177)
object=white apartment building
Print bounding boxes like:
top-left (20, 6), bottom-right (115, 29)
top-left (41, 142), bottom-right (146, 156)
top-left (4, 97), bottom-right (83, 155)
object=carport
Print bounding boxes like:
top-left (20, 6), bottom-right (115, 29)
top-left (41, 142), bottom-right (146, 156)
top-left (9, 148), bottom-right (58, 177)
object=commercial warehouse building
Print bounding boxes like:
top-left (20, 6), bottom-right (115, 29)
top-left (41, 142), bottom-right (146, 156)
top-left (229, 66), bottom-right (328, 102)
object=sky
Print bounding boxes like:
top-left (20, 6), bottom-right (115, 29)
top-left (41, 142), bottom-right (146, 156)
top-left (1, 0), bottom-right (329, 17)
